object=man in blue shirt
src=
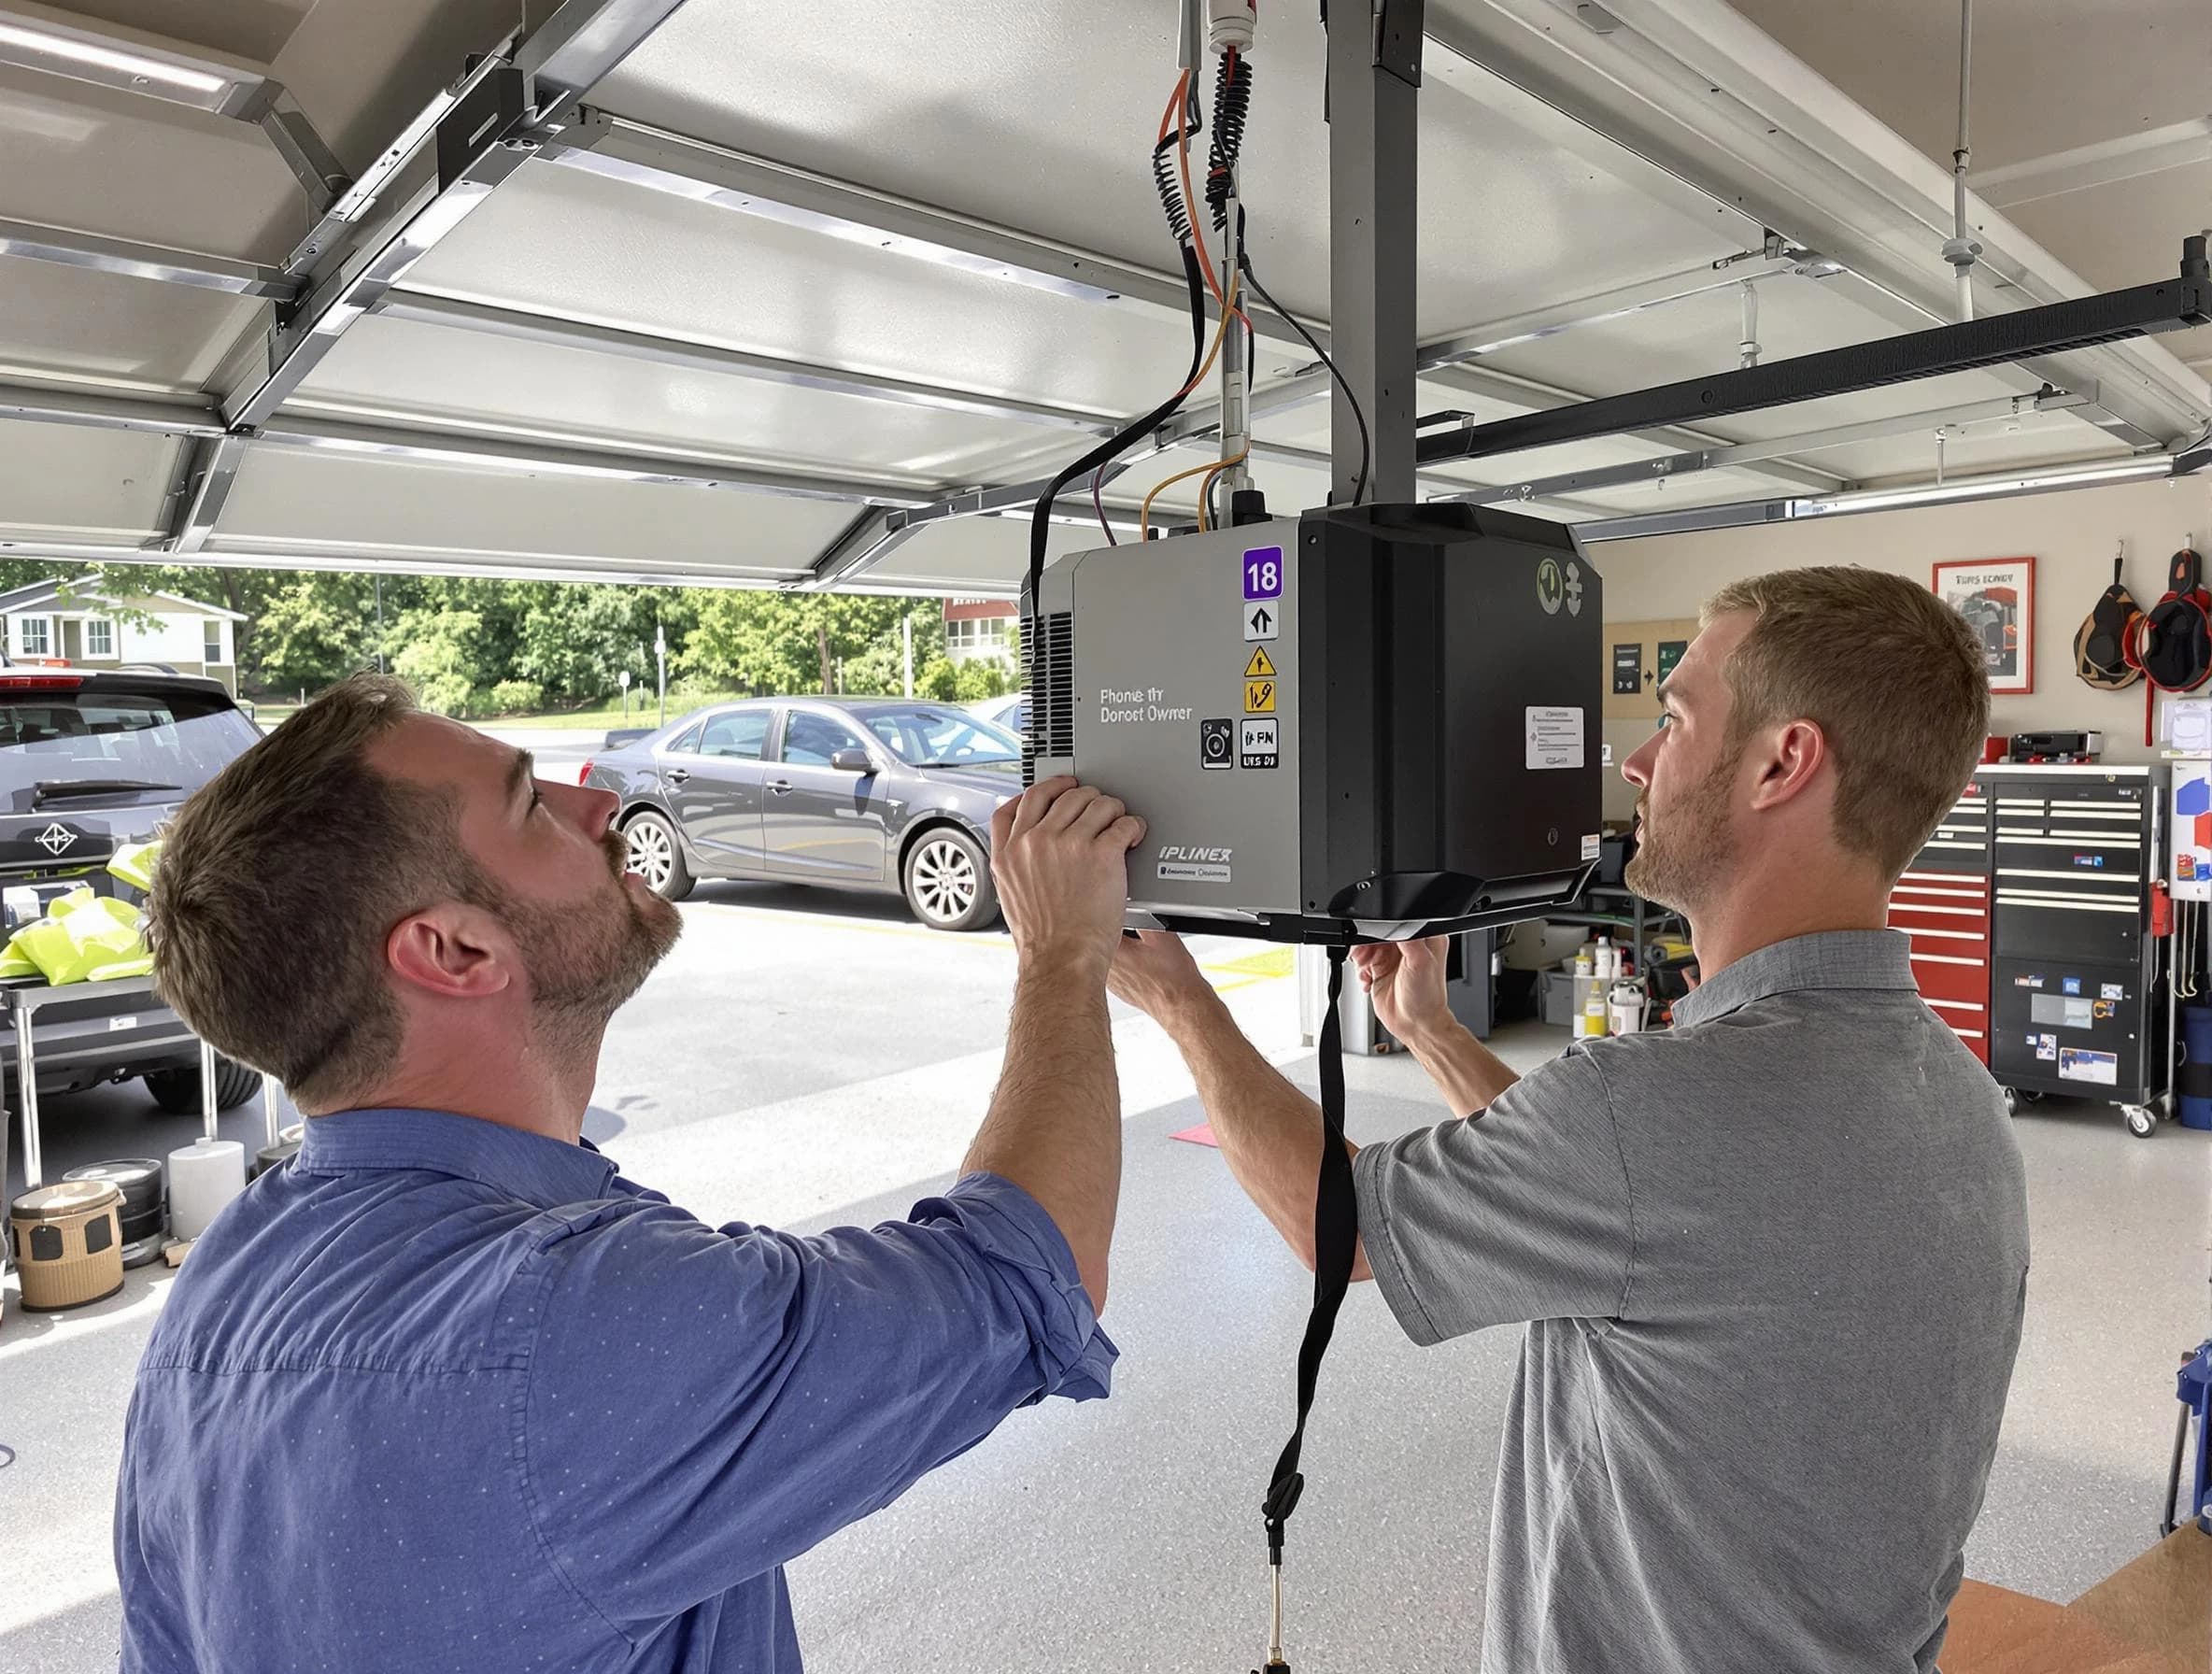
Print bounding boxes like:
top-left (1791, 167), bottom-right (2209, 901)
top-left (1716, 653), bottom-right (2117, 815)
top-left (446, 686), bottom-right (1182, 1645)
top-left (120, 673), bottom-right (1146, 1673)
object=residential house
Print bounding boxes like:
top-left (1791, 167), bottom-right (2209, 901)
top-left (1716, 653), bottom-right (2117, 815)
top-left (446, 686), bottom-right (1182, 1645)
top-left (0, 580), bottom-right (245, 694)
top-left (944, 598), bottom-right (1017, 665)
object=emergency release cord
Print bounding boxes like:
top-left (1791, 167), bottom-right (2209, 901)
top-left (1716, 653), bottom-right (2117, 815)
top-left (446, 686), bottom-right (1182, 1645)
top-left (1255, 942), bottom-right (1358, 1672)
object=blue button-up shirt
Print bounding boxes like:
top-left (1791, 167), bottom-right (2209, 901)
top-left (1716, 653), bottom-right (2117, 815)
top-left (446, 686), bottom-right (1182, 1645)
top-left (115, 1108), bottom-right (1114, 1672)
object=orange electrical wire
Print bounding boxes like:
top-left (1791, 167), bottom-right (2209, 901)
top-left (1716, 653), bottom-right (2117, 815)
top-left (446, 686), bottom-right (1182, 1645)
top-left (1157, 70), bottom-right (1189, 147)
top-left (1176, 90), bottom-right (1225, 306)
top-left (1141, 458), bottom-right (1227, 544)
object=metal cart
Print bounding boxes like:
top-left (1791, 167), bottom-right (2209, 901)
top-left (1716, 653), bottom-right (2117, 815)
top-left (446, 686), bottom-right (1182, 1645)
top-left (2, 973), bottom-right (284, 1276)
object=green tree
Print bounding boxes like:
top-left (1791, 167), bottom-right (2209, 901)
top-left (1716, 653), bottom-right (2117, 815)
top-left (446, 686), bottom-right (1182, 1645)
top-left (244, 574), bottom-right (381, 695)
top-left (681, 592), bottom-right (913, 695)
top-left (389, 608), bottom-right (484, 716)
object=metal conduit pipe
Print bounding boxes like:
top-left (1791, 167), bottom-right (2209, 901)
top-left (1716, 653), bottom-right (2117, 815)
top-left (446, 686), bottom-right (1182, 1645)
top-left (1943, 0), bottom-right (1981, 320)
top-left (1738, 280), bottom-right (1760, 369)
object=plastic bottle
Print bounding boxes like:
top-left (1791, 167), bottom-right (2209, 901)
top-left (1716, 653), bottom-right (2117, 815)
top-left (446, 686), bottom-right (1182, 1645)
top-left (1581, 985), bottom-right (1610, 1039)
top-left (1595, 936), bottom-right (1616, 981)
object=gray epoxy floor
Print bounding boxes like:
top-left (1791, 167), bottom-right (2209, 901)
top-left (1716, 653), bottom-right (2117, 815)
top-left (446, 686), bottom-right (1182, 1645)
top-left (774, 1062), bottom-right (2212, 1674)
top-left (2, 901), bottom-right (2207, 1672)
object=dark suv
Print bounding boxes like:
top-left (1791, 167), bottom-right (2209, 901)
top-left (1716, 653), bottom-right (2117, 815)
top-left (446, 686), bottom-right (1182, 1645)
top-left (0, 670), bottom-right (263, 1112)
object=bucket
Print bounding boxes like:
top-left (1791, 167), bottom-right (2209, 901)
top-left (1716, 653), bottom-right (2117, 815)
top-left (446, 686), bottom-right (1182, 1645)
top-left (2182, 1003), bottom-right (2212, 1130)
top-left (166, 1138), bottom-right (246, 1242)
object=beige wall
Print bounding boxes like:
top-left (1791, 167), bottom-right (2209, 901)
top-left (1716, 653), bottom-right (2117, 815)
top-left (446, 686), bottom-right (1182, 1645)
top-left (1588, 475), bottom-right (2212, 820)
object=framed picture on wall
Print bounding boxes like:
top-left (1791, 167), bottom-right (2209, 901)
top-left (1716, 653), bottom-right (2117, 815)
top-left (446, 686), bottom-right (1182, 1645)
top-left (1933, 557), bottom-right (2036, 694)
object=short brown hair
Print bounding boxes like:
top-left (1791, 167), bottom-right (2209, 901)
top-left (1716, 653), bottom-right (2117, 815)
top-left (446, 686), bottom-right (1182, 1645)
top-left (148, 674), bottom-right (473, 1109)
top-left (1702, 566), bottom-right (1990, 878)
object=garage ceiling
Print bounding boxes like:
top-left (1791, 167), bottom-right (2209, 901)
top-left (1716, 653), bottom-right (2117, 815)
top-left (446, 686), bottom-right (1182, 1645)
top-left (1, 0), bottom-right (2207, 592)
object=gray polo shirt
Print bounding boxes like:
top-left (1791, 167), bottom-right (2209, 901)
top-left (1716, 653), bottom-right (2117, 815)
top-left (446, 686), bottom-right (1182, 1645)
top-left (1354, 929), bottom-right (2029, 1673)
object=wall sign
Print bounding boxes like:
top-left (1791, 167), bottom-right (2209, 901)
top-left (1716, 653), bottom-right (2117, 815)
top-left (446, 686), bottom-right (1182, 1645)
top-left (1611, 642), bottom-right (1643, 696)
top-left (1933, 556), bottom-right (2037, 695)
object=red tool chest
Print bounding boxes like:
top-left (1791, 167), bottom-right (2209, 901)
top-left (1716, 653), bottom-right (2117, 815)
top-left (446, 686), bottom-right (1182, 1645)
top-left (1888, 781), bottom-right (1993, 1063)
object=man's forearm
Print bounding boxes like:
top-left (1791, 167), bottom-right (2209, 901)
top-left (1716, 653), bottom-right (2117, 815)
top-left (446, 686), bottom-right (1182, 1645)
top-left (1156, 988), bottom-right (1368, 1278)
top-left (963, 962), bottom-right (1120, 1309)
top-left (1400, 1020), bottom-right (1520, 1117)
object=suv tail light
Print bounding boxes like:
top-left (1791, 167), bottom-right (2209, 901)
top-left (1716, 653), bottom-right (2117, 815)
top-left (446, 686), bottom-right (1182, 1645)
top-left (0, 673), bottom-right (84, 689)
top-left (578, 759), bottom-right (594, 787)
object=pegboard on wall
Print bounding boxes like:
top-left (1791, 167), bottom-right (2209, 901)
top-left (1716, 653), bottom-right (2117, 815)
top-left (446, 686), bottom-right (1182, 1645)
top-left (1603, 617), bottom-right (1701, 720)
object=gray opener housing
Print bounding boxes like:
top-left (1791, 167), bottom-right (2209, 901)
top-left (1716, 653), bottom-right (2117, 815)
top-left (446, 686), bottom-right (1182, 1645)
top-left (1025, 503), bottom-right (1604, 943)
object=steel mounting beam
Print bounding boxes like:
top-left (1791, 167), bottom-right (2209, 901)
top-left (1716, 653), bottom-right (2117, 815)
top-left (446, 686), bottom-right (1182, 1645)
top-left (1419, 272), bottom-right (2210, 468)
top-left (1427, 388), bottom-right (2092, 506)
top-left (254, 416), bottom-right (927, 508)
top-left (0, 218), bottom-right (297, 299)
top-left (221, 0), bottom-right (694, 431)
top-left (1576, 452), bottom-right (2199, 544)
top-left (1418, 250), bottom-right (1819, 367)
top-left (0, 382), bottom-right (224, 438)
top-left (166, 434), bottom-right (251, 554)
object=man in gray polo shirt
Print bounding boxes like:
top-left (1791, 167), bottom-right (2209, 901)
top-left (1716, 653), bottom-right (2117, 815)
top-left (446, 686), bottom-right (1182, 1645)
top-left (1109, 566), bottom-right (2029, 1671)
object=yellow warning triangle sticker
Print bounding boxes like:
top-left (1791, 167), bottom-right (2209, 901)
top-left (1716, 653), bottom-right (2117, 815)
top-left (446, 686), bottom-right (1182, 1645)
top-left (1244, 645), bottom-right (1277, 679)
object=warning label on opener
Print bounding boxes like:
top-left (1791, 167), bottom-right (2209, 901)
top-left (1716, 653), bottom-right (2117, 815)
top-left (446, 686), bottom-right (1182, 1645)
top-left (1525, 706), bottom-right (1585, 771)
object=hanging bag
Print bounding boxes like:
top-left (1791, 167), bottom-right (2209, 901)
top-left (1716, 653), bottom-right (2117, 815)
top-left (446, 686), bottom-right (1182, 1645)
top-left (2124, 546), bottom-right (2212, 692)
top-left (2075, 557), bottom-right (2144, 690)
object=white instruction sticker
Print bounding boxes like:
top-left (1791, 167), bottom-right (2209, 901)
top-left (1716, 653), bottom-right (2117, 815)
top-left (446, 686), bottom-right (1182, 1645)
top-left (1581, 833), bottom-right (1601, 862)
top-left (1525, 706), bottom-right (1585, 771)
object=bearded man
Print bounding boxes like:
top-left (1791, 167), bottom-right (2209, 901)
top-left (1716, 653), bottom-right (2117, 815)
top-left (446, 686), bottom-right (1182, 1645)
top-left (116, 673), bottom-right (1144, 1673)
top-left (1106, 567), bottom-right (2029, 1673)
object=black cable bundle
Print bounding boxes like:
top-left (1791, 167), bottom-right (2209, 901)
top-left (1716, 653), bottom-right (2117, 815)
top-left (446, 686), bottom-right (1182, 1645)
top-left (1021, 241), bottom-right (1210, 783)
top-left (1206, 49), bottom-right (1253, 234)
top-left (1153, 138), bottom-right (1195, 248)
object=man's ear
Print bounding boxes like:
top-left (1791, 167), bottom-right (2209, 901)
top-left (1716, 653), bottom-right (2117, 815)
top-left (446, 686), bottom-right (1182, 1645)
top-left (1746, 717), bottom-right (1829, 813)
top-left (387, 904), bottom-right (513, 1000)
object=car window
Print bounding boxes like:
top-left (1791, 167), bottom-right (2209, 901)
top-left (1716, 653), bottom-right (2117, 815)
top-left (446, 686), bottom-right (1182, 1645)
top-left (699, 710), bottom-right (771, 760)
top-left (863, 706), bottom-right (1021, 767)
top-left (779, 711), bottom-right (868, 767)
top-left (670, 722), bottom-right (704, 755)
top-left (0, 688), bottom-right (259, 816)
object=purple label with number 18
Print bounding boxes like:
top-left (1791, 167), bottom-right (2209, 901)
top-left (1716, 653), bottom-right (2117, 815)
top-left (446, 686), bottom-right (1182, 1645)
top-left (1242, 546), bottom-right (1283, 601)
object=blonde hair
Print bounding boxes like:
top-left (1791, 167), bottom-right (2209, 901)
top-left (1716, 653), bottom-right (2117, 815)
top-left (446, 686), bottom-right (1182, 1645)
top-left (1702, 566), bottom-right (1990, 878)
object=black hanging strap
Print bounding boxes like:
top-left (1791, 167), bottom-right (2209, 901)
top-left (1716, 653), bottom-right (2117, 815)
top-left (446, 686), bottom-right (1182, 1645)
top-left (1262, 944), bottom-right (1359, 1567)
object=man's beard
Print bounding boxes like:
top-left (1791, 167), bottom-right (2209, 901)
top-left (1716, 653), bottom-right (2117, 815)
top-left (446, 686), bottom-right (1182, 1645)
top-left (482, 832), bottom-right (683, 1026)
top-left (1624, 745), bottom-right (1742, 917)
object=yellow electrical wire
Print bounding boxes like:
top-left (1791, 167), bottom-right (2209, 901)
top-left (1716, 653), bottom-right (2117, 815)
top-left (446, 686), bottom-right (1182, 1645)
top-left (1197, 449), bottom-right (1250, 531)
top-left (1141, 277), bottom-right (1247, 542)
top-left (1141, 457), bottom-right (1228, 543)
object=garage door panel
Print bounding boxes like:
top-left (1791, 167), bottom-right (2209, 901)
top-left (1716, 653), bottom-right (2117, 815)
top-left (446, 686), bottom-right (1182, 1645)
top-left (0, 66), bottom-right (305, 262)
top-left (289, 316), bottom-right (1071, 483)
top-left (588, 0), bottom-right (1751, 335)
top-left (220, 445), bottom-right (859, 576)
top-left (0, 258), bottom-right (265, 393)
top-left (401, 161), bottom-right (1215, 421)
top-left (0, 418), bottom-right (182, 541)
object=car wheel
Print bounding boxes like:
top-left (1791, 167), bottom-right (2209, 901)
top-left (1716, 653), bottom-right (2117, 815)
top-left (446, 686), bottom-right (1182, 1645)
top-left (903, 828), bottom-right (998, 931)
top-left (145, 1057), bottom-right (262, 1114)
top-left (623, 810), bottom-right (694, 901)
